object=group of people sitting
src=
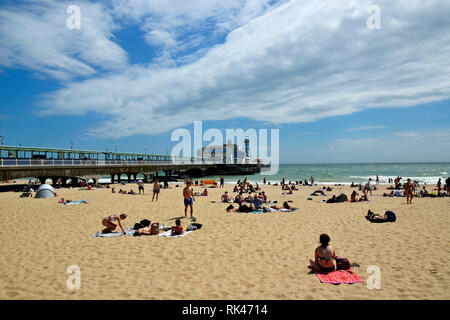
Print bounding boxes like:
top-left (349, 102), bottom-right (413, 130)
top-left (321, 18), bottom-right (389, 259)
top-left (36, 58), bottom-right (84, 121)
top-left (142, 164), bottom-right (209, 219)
top-left (111, 187), bottom-right (138, 194)
top-left (101, 214), bottom-right (189, 236)
top-left (226, 200), bottom-right (296, 213)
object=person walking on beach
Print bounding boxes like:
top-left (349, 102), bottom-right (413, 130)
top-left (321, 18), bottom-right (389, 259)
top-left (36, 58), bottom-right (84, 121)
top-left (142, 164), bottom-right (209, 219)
top-left (310, 176), bottom-right (314, 186)
top-left (137, 179), bottom-right (144, 195)
top-left (220, 176), bottom-right (224, 188)
top-left (376, 175), bottom-right (379, 184)
top-left (152, 179), bottom-right (160, 201)
top-left (404, 178), bottom-right (414, 204)
top-left (183, 182), bottom-right (195, 219)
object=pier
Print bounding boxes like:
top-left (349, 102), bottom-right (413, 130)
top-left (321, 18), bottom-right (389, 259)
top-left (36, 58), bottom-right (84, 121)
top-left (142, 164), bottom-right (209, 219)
top-left (0, 145), bottom-right (264, 185)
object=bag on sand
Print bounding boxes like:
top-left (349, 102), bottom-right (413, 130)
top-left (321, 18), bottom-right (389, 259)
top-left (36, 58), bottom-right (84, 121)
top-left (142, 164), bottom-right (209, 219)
top-left (336, 257), bottom-right (351, 270)
top-left (384, 211), bottom-right (396, 222)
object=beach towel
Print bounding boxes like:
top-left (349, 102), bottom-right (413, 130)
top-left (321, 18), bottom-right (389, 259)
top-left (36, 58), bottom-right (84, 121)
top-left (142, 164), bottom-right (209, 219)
top-left (93, 227), bottom-right (134, 238)
top-left (64, 199), bottom-right (88, 205)
top-left (158, 230), bottom-right (193, 238)
top-left (279, 208), bottom-right (298, 212)
top-left (314, 268), bottom-right (363, 284)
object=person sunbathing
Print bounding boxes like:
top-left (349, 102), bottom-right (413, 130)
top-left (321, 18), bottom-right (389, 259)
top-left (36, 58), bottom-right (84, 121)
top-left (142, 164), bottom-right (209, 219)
top-left (326, 195), bottom-right (337, 203)
top-left (135, 225), bottom-right (151, 236)
top-left (221, 192), bottom-right (231, 202)
top-left (350, 191), bottom-right (359, 202)
top-left (102, 214), bottom-right (127, 234)
top-left (203, 189), bottom-right (208, 196)
top-left (309, 234), bottom-right (336, 273)
top-left (359, 193), bottom-right (369, 201)
top-left (311, 190), bottom-right (326, 196)
top-left (365, 209), bottom-right (385, 222)
top-left (171, 219), bottom-right (184, 236)
top-left (128, 189), bottom-right (136, 194)
top-left (111, 187), bottom-right (116, 193)
top-left (227, 204), bottom-right (252, 213)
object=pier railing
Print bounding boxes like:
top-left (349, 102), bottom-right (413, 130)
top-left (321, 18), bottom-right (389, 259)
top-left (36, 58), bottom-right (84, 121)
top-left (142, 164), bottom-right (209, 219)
top-left (0, 158), bottom-right (257, 167)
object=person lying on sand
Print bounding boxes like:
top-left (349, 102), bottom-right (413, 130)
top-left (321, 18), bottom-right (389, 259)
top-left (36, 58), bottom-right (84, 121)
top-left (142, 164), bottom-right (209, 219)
top-left (271, 201), bottom-right (296, 211)
top-left (309, 234), bottom-right (336, 273)
top-left (359, 193), bottom-right (369, 201)
top-left (171, 219), bottom-right (184, 236)
top-left (311, 190), bottom-right (326, 196)
top-left (128, 189), bottom-right (136, 194)
top-left (365, 210), bottom-right (385, 222)
top-left (226, 204), bottom-right (252, 213)
top-left (102, 214), bottom-right (127, 234)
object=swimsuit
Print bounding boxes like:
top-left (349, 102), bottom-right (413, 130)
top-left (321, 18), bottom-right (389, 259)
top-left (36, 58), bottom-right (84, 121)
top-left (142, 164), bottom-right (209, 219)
top-left (317, 256), bottom-right (335, 272)
top-left (184, 197), bottom-right (194, 206)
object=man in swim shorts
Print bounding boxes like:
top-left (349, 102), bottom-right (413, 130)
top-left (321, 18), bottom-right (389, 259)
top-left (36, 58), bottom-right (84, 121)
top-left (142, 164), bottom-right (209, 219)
top-left (183, 182), bottom-right (195, 219)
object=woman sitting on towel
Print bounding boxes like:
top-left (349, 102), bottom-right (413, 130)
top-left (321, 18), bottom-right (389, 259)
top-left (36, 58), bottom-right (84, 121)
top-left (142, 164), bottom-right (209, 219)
top-left (309, 234), bottom-right (336, 272)
top-left (350, 191), bottom-right (359, 202)
top-left (171, 219), bottom-right (184, 236)
top-left (102, 214), bottom-right (127, 234)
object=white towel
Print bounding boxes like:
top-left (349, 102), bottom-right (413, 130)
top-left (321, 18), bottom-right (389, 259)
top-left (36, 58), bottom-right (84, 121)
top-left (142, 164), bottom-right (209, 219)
top-left (158, 230), bottom-right (193, 238)
top-left (93, 227), bottom-right (134, 237)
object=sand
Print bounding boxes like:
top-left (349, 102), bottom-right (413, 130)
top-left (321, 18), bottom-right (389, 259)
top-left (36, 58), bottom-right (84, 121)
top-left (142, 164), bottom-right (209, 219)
top-left (0, 182), bottom-right (449, 300)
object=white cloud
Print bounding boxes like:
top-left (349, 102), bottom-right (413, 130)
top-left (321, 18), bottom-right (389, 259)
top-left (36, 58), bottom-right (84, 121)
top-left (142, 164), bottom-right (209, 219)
top-left (344, 125), bottom-right (387, 132)
top-left (0, 0), bottom-right (128, 80)
top-left (30, 0), bottom-right (450, 137)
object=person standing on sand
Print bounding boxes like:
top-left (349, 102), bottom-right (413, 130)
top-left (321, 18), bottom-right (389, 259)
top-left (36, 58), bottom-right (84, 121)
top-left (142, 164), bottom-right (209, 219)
top-left (220, 176), bottom-right (224, 188)
top-left (183, 182), bottom-right (195, 219)
top-left (437, 178), bottom-right (442, 195)
top-left (404, 178), bottom-right (414, 204)
top-left (310, 176), bottom-right (314, 186)
top-left (152, 179), bottom-right (160, 201)
top-left (376, 175), bottom-right (379, 184)
top-left (137, 179), bottom-right (144, 194)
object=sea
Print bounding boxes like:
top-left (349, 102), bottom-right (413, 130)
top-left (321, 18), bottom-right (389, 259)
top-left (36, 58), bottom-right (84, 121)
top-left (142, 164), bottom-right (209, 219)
top-left (97, 162), bottom-right (450, 185)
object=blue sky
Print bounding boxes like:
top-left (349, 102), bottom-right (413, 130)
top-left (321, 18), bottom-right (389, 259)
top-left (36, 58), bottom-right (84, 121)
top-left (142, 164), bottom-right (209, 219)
top-left (1, 0), bottom-right (449, 163)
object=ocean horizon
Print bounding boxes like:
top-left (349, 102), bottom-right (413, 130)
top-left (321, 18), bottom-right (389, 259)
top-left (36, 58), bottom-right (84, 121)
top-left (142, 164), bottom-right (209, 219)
top-left (89, 162), bottom-right (450, 185)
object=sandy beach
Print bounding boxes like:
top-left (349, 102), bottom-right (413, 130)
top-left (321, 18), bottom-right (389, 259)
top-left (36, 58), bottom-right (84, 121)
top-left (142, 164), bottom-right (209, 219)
top-left (0, 182), bottom-right (448, 300)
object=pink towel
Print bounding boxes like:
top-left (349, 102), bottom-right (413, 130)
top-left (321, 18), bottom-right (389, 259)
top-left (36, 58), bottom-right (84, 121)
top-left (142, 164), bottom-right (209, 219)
top-left (314, 268), bottom-right (363, 284)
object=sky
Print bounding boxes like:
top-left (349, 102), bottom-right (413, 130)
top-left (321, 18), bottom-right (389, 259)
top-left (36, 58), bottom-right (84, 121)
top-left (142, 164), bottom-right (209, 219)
top-left (0, 0), bottom-right (449, 164)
